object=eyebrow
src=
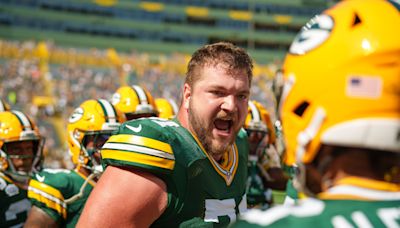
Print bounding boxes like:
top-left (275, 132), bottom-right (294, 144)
top-left (208, 85), bottom-right (250, 95)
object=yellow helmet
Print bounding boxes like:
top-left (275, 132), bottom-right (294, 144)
top-left (0, 111), bottom-right (44, 183)
top-left (155, 98), bottom-right (178, 119)
top-left (0, 99), bottom-right (10, 112)
top-left (111, 85), bottom-right (158, 120)
top-left (67, 99), bottom-right (125, 173)
top-left (280, 0), bottom-right (400, 166)
top-left (245, 100), bottom-right (276, 144)
top-left (244, 100), bottom-right (277, 157)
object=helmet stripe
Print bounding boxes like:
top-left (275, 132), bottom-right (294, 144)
top-left (97, 99), bottom-right (117, 124)
top-left (0, 100), bottom-right (8, 112)
top-left (249, 101), bottom-right (261, 122)
top-left (132, 85), bottom-right (149, 105)
top-left (11, 110), bottom-right (33, 131)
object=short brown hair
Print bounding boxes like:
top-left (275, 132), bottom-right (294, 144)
top-left (185, 42), bottom-right (253, 87)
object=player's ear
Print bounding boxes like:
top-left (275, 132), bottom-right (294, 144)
top-left (182, 83), bottom-right (191, 110)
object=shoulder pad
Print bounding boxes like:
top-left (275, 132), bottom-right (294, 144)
top-left (102, 117), bottom-right (180, 174)
top-left (29, 169), bottom-right (72, 200)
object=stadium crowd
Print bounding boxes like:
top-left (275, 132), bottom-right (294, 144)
top-left (0, 39), bottom-right (279, 169)
top-left (1, 1), bottom-right (398, 226)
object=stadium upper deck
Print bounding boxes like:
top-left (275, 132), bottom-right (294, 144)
top-left (0, 0), bottom-right (329, 63)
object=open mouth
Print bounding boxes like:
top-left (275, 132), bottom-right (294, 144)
top-left (214, 118), bottom-right (233, 133)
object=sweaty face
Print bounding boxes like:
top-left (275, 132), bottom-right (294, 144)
top-left (5, 140), bottom-right (36, 174)
top-left (187, 64), bottom-right (250, 159)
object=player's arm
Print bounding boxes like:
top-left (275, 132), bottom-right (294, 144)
top-left (77, 165), bottom-right (168, 228)
top-left (259, 145), bottom-right (288, 190)
top-left (24, 206), bottom-right (58, 228)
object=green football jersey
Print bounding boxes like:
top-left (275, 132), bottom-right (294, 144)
top-left (101, 117), bottom-right (249, 227)
top-left (27, 168), bottom-right (95, 227)
top-left (232, 177), bottom-right (400, 227)
top-left (283, 179), bottom-right (299, 205)
top-left (282, 165), bottom-right (300, 206)
top-left (246, 159), bottom-right (272, 209)
top-left (0, 173), bottom-right (31, 228)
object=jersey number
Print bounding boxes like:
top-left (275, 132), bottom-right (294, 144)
top-left (331, 207), bottom-right (400, 228)
top-left (204, 197), bottom-right (247, 224)
top-left (5, 198), bottom-right (31, 221)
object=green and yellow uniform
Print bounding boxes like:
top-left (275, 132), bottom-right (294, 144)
top-left (282, 165), bottom-right (300, 206)
top-left (101, 117), bottom-right (249, 227)
top-left (0, 173), bottom-right (31, 228)
top-left (27, 168), bottom-right (95, 227)
top-left (233, 177), bottom-right (400, 227)
top-left (246, 157), bottom-right (272, 209)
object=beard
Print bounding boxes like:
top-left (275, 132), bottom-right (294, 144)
top-left (188, 102), bottom-right (235, 158)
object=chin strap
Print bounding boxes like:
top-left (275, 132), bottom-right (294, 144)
top-left (64, 172), bottom-right (97, 204)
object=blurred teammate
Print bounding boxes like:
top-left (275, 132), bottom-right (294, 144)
top-left (111, 84), bottom-right (158, 120)
top-left (233, 0), bottom-right (400, 227)
top-left (155, 98), bottom-right (178, 119)
top-left (24, 99), bottom-right (125, 227)
top-left (0, 111), bottom-right (44, 227)
top-left (78, 42), bottom-right (253, 227)
top-left (244, 100), bottom-right (287, 209)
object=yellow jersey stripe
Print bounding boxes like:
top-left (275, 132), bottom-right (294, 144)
top-left (102, 149), bottom-right (175, 170)
top-left (28, 187), bottom-right (67, 219)
top-left (102, 142), bottom-right (175, 160)
top-left (336, 176), bottom-right (400, 191)
top-left (107, 134), bottom-right (173, 154)
top-left (318, 193), bottom-right (372, 201)
top-left (230, 144), bottom-right (239, 177)
top-left (29, 179), bottom-right (64, 201)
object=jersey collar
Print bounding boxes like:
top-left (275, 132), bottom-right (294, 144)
top-left (318, 176), bottom-right (400, 200)
top-left (189, 132), bottom-right (239, 186)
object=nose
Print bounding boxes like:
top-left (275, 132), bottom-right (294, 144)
top-left (221, 95), bottom-right (236, 113)
top-left (12, 157), bottom-right (33, 171)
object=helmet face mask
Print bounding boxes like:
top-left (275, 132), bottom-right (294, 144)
top-left (80, 132), bottom-right (113, 174)
top-left (280, 0), bottom-right (400, 195)
top-left (0, 111), bottom-right (44, 185)
top-left (82, 132), bottom-right (113, 156)
top-left (2, 139), bottom-right (44, 181)
top-left (67, 99), bottom-right (125, 174)
top-left (246, 129), bottom-right (268, 156)
top-left (244, 101), bottom-right (275, 157)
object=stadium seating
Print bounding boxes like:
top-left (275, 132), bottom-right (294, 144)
top-left (0, 0), bottom-right (328, 63)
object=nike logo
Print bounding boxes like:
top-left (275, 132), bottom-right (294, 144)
top-left (126, 124), bottom-right (142, 133)
top-left (36, 174), bottom-right (45, 182)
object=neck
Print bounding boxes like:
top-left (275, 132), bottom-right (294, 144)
top-left (176, 108), bottom-right (188, 129)
top-left (212, 154), bottom-right (224, 163)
